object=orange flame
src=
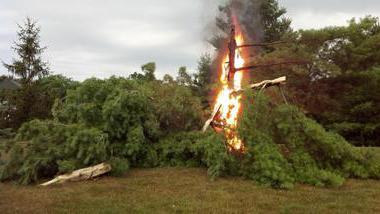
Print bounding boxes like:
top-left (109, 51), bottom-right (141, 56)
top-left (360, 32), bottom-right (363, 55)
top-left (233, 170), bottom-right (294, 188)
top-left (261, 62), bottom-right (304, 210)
top-left (213, 32), bottom-right (245, 152)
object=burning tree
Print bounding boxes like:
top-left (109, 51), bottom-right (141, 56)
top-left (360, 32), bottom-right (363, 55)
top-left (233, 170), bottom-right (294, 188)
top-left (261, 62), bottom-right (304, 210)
top-left (197, 1), bottom-right (380, 189)
top-left (203, 22), bottom-right (296, 153)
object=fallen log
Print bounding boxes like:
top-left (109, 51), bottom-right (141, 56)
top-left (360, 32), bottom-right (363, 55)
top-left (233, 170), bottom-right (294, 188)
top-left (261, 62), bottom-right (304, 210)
top-left (40, 163), bottom-right (112, 186)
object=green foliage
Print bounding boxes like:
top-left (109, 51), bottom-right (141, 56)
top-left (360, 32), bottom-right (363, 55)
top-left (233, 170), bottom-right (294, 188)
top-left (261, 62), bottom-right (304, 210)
top-left (109, 158), bottom-right (130, 177)
top-left (129, 62), bottom-right (156, 82)
top-left (155, 131), bottom-right (235, 178)
top-left (193, 54), bottom-right (213, 107)
top-left (0, 74), bottom-right (76, 129)
top-left (237, 92), bottom-right (380, 188)
top-left (2, 86), bottom-right (379, 188)
top-left (152, 82), bottom-right (204, 133)
top-left (300, 16), bottom-right (380, 73)
top-left (249, 16), bottom-right (380, 146)
top-left (242, 141), bottom-right (295, 189)
top-left (260, 0), bottom-right (292, 42)
top-left (0, 120), bottom-right (109, 184)
top-left (0, 75), bottom-right (206, 184)
top-left (2, 17), bottom-right (49, 85)
top-left (322, 68), bottom-right (380, 146)
top-left (176, 66), bottom-right (192, 86)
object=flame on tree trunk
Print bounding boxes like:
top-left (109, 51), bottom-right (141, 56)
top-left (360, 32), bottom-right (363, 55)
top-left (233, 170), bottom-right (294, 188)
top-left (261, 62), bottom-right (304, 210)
top-left (211, 25), bottom-right (246, 152)
top-left (204, 22), bottom-right (291, 153)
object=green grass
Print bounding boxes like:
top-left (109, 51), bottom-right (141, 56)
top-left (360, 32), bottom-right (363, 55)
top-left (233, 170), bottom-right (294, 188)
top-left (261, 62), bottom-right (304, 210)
top-left (1, 167), bottom-right (380, 214)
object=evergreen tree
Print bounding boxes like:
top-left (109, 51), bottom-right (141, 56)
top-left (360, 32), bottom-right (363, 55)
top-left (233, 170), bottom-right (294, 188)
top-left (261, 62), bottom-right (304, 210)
top-left (141, 62), bottom-right (156, 81)
top-left (3, 17), bottom-right (49, 85)
top-left (260, 0), bottom-right (291, 42)
top-left (176, 66), bottom-right (192, 86)
top-left (162, 74), bottom-right (174, 84)
top-left (130, 62), bottom-right (156, 82)
top-left (193, 54), bottom-right (212, 107)
top-left (211, 0), bottom-right (291, 49)
top-left (1, 18), bottom-right (50, 128)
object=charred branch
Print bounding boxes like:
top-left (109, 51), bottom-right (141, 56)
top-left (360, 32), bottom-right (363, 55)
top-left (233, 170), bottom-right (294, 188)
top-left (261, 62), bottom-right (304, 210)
top-left (235, 60), bottom-right (309, 72)
top-left (237, 41), bottom-right (287, 48)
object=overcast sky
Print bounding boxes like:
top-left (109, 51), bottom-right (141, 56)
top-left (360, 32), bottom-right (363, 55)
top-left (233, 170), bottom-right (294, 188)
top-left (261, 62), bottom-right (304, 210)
top-left (1, 0), bottom-right (379, 81)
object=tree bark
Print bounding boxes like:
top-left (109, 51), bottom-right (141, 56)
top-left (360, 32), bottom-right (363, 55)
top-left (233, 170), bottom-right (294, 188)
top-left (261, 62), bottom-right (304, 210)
top-left (40, 163), bottom-right (112, 186)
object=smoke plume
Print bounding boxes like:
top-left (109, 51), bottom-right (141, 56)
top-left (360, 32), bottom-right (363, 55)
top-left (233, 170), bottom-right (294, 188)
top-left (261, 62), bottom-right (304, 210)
top-left (230, 0), bottom-right (264, 43)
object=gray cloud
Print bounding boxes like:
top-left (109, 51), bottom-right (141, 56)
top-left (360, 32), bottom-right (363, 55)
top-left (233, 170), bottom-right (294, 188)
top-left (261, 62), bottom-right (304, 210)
top-left (0, 0), bottom-right (379, 80)
top-left (279, 0), bottom-right (380, 14)
top-left (279, 0), bottom-right (380, 29)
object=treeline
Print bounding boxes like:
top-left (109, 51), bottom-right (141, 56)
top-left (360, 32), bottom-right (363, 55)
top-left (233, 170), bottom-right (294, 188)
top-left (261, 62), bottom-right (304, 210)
top-left (258, 17), bottom-right (380, 147)
top-left (1, 79), bottom-right (379, 188)
top-left (1, 0), bottom-right (380, 188)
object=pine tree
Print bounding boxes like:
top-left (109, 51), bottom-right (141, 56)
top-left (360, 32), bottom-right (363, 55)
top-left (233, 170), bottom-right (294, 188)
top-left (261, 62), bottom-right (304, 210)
top-left (3, 17), bottom-right (49, 85)
top-left (1, 17), bottom-right (50, 128)
top-left (211, 0), bottom-right (291, 48)
top-left (176, 66), bottom-right (192, 86)
top-left (193, 54), bottom-right (212, 107)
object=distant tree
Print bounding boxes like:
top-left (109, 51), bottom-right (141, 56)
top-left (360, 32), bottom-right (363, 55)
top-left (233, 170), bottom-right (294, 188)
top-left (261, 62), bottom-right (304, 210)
top-left (176, 66), bottom-right (192, 86)
top-left (299, 16), bottom-right (380, 74)
top-left (194, 54), bottom-right (212, 91)
top-left (257, 16), bottom-right (380, 146)
top-left (130, 62), bottom-right (156, 82)
top-left (162, 74), bottom-right (174, 84)
top-left (211, 0), bottom-right (291, 49)
top-left (193, 54), bottom-right (213, 107)
top-left (260, 0), bottom-right (292, 42)
top-left (3, 17), bottom-right (49, 85)
top-left (141, 62), bottom-right (156, 81)
top-left (1, 18), bottom-right (50, 129)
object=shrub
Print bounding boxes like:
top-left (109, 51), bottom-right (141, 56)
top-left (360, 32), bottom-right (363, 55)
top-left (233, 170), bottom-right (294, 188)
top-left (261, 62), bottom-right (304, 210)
top-left (236, 91), bottom-right (380, 188)
top-left (0, 120), bottom-right (109, 184)
top-left (109, 158), bottom-right (130, 177)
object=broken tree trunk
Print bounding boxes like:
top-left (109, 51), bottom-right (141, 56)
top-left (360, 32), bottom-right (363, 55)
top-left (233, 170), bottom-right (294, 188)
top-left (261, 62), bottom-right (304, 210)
top-left (40, 163), bottom-right (112, 186)
top-left (202, 76), bottom-right (286, 132)
top-left (202, 104), bottom-right (222, 132)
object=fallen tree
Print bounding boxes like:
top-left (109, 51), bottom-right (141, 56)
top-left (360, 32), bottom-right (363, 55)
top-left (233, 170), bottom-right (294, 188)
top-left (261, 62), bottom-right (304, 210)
top-left (40, 163), bottom-right (111, 186)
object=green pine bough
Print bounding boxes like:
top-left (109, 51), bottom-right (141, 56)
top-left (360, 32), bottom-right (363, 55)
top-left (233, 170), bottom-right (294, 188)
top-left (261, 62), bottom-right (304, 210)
top-left (1, 78), bottom-right (379, 189)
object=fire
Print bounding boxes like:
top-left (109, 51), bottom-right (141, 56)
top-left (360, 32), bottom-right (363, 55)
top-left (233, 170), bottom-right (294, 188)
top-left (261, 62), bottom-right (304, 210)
top-left (213, 32), bottom-right (246, 152)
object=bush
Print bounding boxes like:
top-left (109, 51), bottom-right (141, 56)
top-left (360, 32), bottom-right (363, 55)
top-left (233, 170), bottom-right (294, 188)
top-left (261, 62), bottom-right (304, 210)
top-left (236, 91), bottom-right (380, 188)
top-left (109, 158), bottom-right (130, 177)
top-left (0, 120), bottom-right (109, 184)
top-left (0, 77), bottom-right (205, 184)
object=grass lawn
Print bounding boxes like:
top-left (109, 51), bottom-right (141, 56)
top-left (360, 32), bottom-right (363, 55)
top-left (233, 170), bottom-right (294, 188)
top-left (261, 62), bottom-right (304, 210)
top-left (1, 168), bottom-right (380, 214)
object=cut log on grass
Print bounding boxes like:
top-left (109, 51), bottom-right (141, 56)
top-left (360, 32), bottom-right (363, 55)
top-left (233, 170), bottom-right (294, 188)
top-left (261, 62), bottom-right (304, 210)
top-left (40, 163), bottom-right (112, 186)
